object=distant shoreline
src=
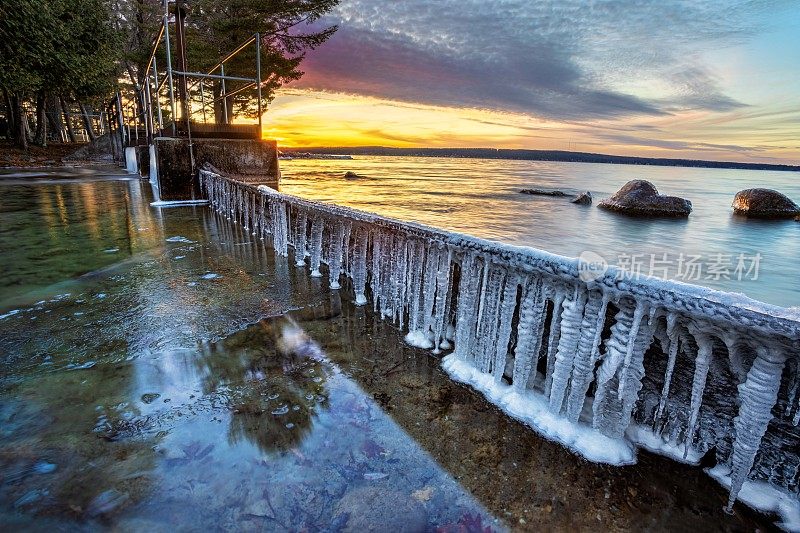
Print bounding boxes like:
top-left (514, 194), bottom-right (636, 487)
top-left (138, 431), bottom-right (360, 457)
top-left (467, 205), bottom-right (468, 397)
top-left (281, 146), bottom-right (800, 172)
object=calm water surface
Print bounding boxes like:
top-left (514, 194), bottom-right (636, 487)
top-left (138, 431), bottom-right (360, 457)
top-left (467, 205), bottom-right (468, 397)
top-left (0, 168), bottom-right (778, 530)
top-left (280, 156), bottom-right (800, 308)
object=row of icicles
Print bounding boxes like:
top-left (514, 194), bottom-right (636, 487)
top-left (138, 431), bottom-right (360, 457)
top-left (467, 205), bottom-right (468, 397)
top-left (201, 171), bottom-right (798, 512)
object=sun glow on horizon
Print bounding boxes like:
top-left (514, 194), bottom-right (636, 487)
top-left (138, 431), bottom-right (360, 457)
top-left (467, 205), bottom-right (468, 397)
top-left (259, 89), bottom-right (799, 164)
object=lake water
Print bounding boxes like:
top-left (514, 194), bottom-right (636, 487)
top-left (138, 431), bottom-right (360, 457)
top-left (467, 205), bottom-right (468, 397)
top-left (280, 156), bottom-right (800, 308)
top-left (0, 167), bottom-right (774, 530)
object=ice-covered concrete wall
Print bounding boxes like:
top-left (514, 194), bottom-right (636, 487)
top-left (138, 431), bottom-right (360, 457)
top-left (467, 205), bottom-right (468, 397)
top-left (201, 169), bottom-right (800, 525)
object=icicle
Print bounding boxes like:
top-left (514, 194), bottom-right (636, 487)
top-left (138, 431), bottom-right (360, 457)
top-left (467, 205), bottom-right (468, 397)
top-left (592, 303), bottom-right (636, 436)
top-left (406, 240), bottom-right (425, 333)
top-left (684, 329), bottom-right (713, 458)
top-left (370, 230), bottom-right (382, 312)
top-left (511, 276), bottom-right (546, 390)
top-left (243, 191), bottom-right (251, 230)
top-left (475, 265), bottom-right (505, 373)
top-left (549, 287), bottom-right (588, 414)
top-left (565, 290), bottom-right (608, 422)
top-left (492, 272), bottom-right (519, 382)
top-left (271, 200), bottom-right (288, 256)
top-left (394, 235), bottom-right (409, 329)
top-left (786, 361), bottom-right (800, 426)
top-left (309, 216), bottom-right (323, 277)
top-left (379, 233), bottom-right (394, 318)
top-left (453, 252), bottom-right (483, 361)
top-left (259, 195), bottom-right (267, 239)
top-left (617, 300), bottom-right (648, 400)
top-left (391, 234), bottom-right (409, 324)
top-left (352, 227), bottom-right (368, 305)
top-left (294, 210), bottom-right (308, 266)
top-left (432, 247), bottom-right (453, 354)
top-left (654, 312), bottom-right (680, 424)
top-left (341, 221), bottom-right (352, 276)
top-left (543, 289), bottom-right (566, 396)
top-left (726, 345), bottom-right (787, 513)
top-left (421, 245), bottom-right (441, 333)
top-left (327, 221), bottom-right (345, 289)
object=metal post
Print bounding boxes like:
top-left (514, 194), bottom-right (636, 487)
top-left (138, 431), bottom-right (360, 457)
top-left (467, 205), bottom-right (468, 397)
top-left (145, 81), bottom-right (154, 143)
top-left (255, 32), bottom-right (262, 138)
top-left (200, 79), bottom-right (207, 122)
top-left (220, 63), bottom-right (228, 124)
top-left (134, 99), bottom-right (139, 145)
top-left (152, 56), bottom-right (163, 131)
top-left (174, 0), bottom-right (190, 123)
top-left (163, 1), bottom-right (176, 135)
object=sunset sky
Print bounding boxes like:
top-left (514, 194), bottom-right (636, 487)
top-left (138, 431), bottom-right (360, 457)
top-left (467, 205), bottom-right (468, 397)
top-left (263, 0), bottom-right (800, 163)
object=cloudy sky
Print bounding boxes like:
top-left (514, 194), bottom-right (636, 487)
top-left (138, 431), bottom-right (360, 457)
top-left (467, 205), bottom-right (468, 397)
top-left (264, 0), bottom-right (800, 163)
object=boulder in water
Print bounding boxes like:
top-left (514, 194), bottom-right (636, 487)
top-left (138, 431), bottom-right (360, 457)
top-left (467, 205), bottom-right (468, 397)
top-left (598, 180), bottom-right (691, 217)
top-left (571, 191), bottom-right (592, 205)
top-left (344, 171), bottom-right (364, 180)
top-left (520, 188), bottom-right (570, 197)
top-left (731, 188), bottom-right (800, 219)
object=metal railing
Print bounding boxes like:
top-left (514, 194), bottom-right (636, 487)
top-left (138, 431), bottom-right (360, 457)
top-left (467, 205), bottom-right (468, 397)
top-left (200, 168), bottom-right (800, 512)
top-left (113, 1), bottom-right (267, 167)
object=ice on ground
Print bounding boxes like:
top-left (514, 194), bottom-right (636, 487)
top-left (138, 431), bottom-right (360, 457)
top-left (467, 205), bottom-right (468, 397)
top-left (150, 200), bottom-right (209, 207)
top-left (405, 329), bottom-right (434, 350)
top-left (442, 354), bottom-right (636, 465)
top-left (0, 309), bottom-right (20, 321)
top-left (201, 273), bottom-right (221, 280)
top-left (166, 236), bottom-right (196, 243)
top-left (626, 424), bottom-right (702, 465)
top-left (707, 465), bottom-right (800, 532)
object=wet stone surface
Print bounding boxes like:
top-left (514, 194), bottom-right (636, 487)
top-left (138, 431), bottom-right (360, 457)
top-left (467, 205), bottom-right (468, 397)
top-left (0, 170), bottom-right (779, 531)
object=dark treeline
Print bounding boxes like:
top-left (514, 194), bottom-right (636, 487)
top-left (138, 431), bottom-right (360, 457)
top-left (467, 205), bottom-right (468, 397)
top-left (0, 0), bottom-right (120, 149)
top-left (0, 0), bottom-right (339, 149)
top-left (282, 147), bottom-right (800, 172)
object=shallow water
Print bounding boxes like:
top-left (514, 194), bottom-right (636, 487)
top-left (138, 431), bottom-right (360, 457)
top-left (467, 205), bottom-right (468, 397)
top-left (0, 169), bottom-right (779, 530)
top-left (280, 156), bottom-right (800, 308)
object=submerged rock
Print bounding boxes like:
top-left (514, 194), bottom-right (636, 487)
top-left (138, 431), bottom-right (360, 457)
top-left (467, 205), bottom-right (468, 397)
top-left (334, 486), bottom-right (427, 532)
top-left (598, 180), bottom-right (692, 217)
top-left (731, 188), bottom-right (800, 219)
top-left (571, 191), bottom-right (592, 205)
top-left (520, 188), bottom-right (570, 197)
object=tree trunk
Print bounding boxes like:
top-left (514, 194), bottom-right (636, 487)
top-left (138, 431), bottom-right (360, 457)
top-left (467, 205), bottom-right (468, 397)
top-left (13, 95), bottom-right (28, 150)
top-left (61, 97), bottom-right (77, 143)
top-left (47, 95), bottom-right (64, 140)
top-left (79, 102), bottom-right (97, 142)
top-left (212, 81), bottom-right (233, 125)
top-left (3, 88), bottom-right (15, 138)
top-left (33, 91), bottom-right (47, 147)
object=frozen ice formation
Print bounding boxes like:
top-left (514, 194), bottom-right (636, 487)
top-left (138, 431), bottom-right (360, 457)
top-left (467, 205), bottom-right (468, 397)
top-left (201, 170), bottom-right (800, 526)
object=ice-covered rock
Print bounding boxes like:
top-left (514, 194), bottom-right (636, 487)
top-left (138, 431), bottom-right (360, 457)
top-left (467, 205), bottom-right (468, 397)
top-left (571, 191), bottom-right (592, 205)
top-left (732, 188), bottom-right (800, 219)
top-left (598, 180), bottom-right (692, 217)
